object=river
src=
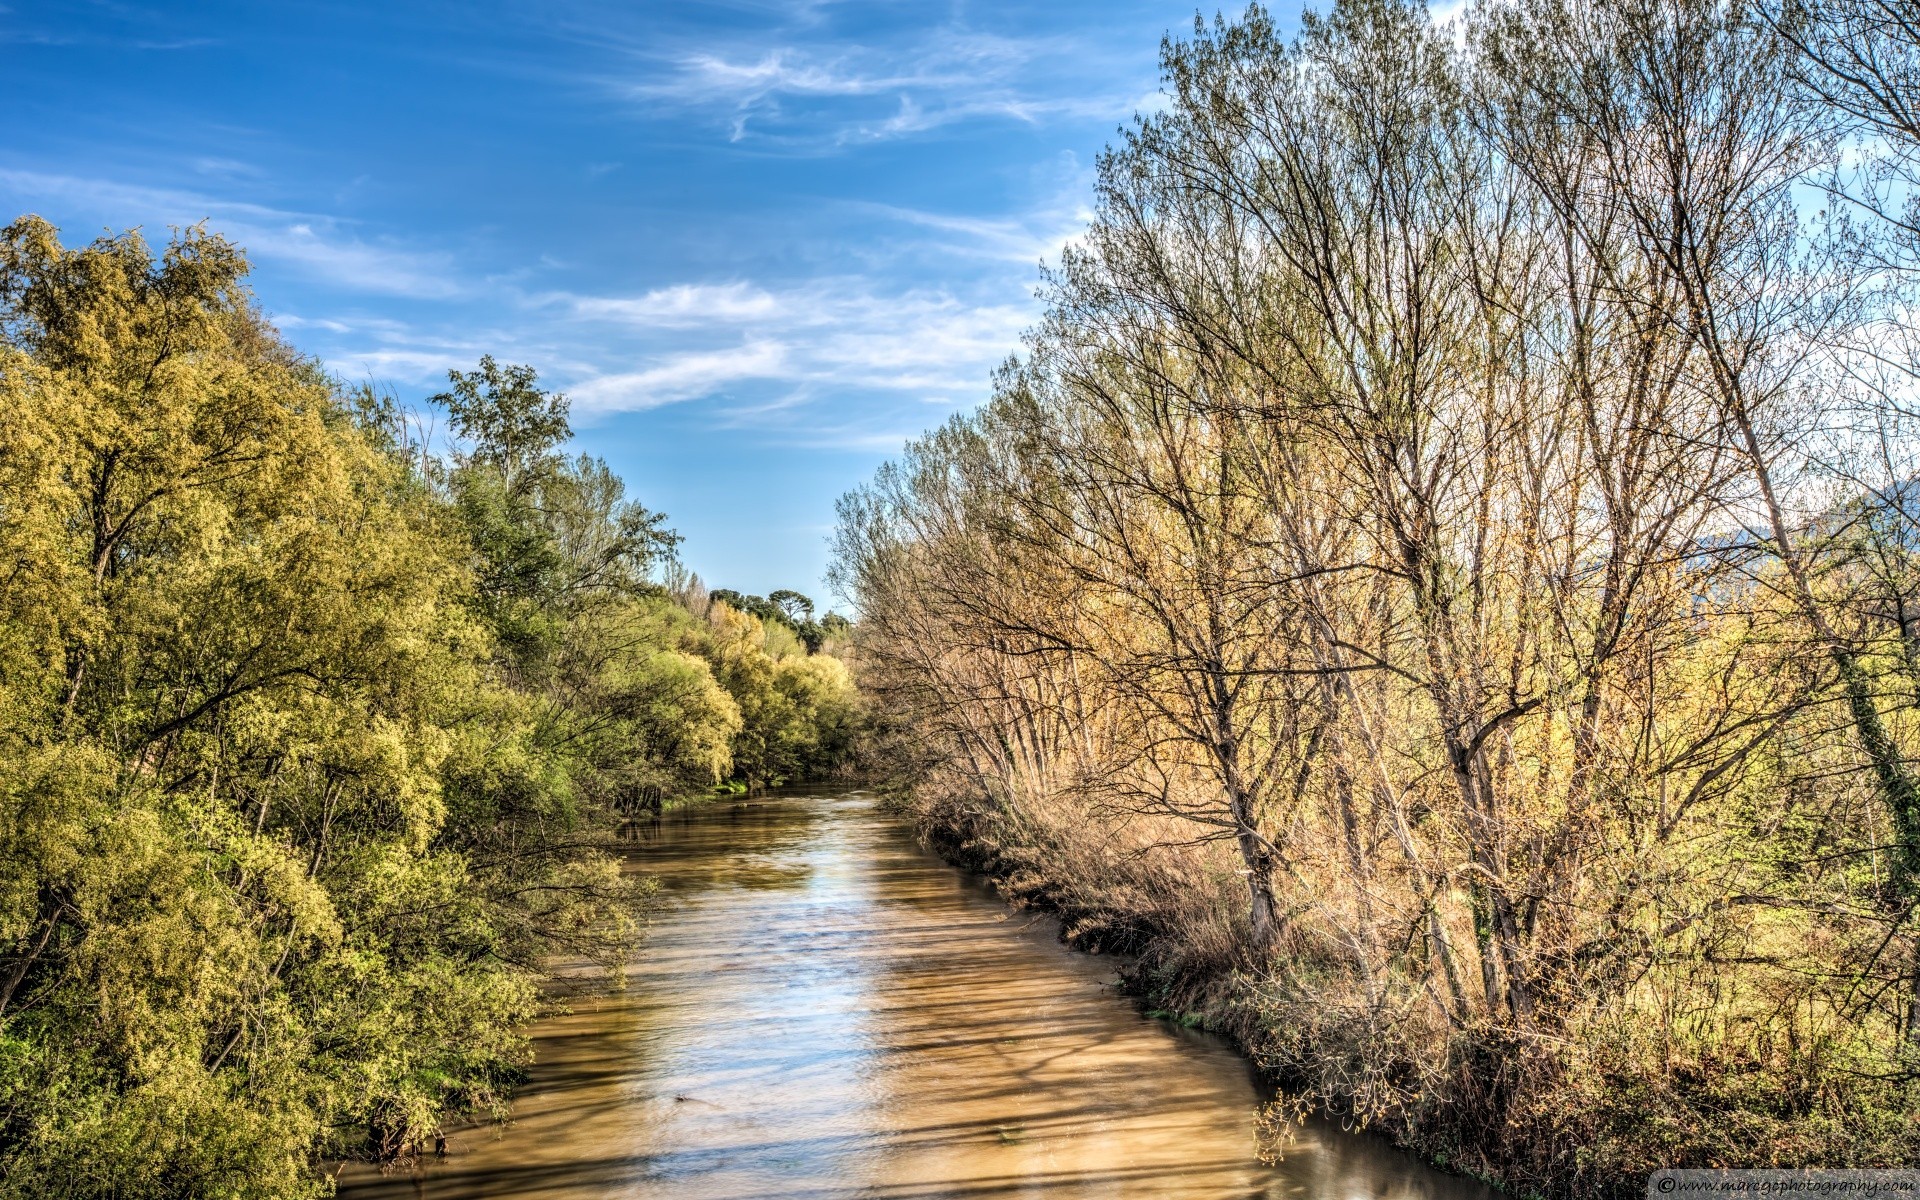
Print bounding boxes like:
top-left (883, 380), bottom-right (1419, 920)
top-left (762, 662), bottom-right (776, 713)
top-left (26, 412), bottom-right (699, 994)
top-left (337, 789), bottom-right (1494, 1200)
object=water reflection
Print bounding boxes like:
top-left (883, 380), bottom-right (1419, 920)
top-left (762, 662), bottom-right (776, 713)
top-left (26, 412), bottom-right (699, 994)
top-left (336, 791), bottom-right (1492, 1200)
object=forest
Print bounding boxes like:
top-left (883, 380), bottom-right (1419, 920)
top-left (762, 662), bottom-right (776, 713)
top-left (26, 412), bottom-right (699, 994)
top-left (834, 0), bottom-right (1920, 1191)
top-left (0, 216), bottom-right (860, 1196)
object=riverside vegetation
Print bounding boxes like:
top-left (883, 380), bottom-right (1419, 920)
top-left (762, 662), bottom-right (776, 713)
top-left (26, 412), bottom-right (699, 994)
top-left (835, 0), bottom-right (1920, 1193)
top-left (0, 216), bottom-right (860, 1197)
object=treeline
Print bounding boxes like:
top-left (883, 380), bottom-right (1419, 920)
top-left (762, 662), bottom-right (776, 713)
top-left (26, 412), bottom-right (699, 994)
top-left (0, 217), bottom-right (858, 1197)
top-left (709, 587), bottom-right (851, 656)
top-left (835, 0), bottom-right (1920, 1191)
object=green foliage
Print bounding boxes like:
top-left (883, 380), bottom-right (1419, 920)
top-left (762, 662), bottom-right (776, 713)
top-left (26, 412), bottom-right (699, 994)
top-left (433, 355), bottom-right (570, 484)
top-left (438, 358), bottom-right (679, 670)
top-left (0, 217), bottom-right (863, 1198)
top-left (697, 597), bottom-right (863, 787)
top-left (708, 587), bottom-right (844, 655)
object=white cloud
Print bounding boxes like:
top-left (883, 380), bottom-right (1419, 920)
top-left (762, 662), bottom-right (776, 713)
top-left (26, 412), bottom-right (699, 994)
top-left (859, 198), bottom-right (1094, 265)
top-left (548, 273), bottom-right (1032, 417)
top-left (0, 167), bottom-right (1067, 437)
top-left (238, 220), bottom-right (462, 300)
top-left (569, 282), bottom-right (787, 327)
top-left (191, 156), bottom-right (263, 179)
top-left (661, 48), bottom-right (921, 100)
top-left (331, 345), bottom-right (482, 380)
top-left (609, 25), bottom-right (1152, 146)
top-left (0, 168), bottom-right (462, 299)
top-left (568, 340), bottom-right (791, 412)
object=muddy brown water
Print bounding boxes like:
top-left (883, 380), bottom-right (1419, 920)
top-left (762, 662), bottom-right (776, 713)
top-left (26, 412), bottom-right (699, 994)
top-left (336, 789), bottom-right (1496, 1200)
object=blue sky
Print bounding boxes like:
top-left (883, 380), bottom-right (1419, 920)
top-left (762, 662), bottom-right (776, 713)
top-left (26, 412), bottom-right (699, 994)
top-left (0, 0), bottom-right (1266, 604)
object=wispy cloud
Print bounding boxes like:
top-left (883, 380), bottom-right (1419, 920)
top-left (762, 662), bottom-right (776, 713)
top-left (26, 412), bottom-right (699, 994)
top-left (0, 13), bottom-right (217, 52)
top-left (858, 196), bottom-right (1094, 264)
top-left (606, 22), bottom-right (1154, 146)
top-left (568, 340), bottom-right (791, 411)
top-left (262, 262), bottom-right (1039, 432)
top-left (191, 156), bottom-right (264, 179)
top-left (132, 37), bottom-right (218, 51)
top-left (0, 157), bottom-right (1065, 440)
top-left (0, 168), bottom-right (462, 299)
top-left (1, 0), bottom-right (1179, 592)
top-left (557, 277), bottom-right (1033, 416)
top-left (569, 281), bottom-right (788, 327)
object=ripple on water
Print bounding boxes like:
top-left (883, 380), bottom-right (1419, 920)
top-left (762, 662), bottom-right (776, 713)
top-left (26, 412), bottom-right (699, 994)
top-left (335, 791), bottom-right (1498, 1200)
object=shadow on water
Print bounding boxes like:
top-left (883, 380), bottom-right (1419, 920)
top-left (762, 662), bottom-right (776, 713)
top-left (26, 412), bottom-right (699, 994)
top-left (336, 789), bottom-right (1496, 1200)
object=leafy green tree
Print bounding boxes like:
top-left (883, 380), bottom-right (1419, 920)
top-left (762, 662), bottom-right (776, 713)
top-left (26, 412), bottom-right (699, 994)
top-left (434, 355), bottom-right (570, 489)
top-left (434, 359), bottom-right (677, 672)
top-left (0, 221), bottom-right (636, 1196)
top-left (767, 589), bottom-right (814, 624)
top-left (0, 216), bottom-right (866, 1198)
top-left (699, 599), bottom-right (860, 785)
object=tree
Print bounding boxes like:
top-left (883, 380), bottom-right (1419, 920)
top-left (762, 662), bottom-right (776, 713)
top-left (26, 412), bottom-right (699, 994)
top-left (434, 355), bottom-right (570, 490)
top-left (835, 0), bottom-right (1920, 1183)
top-left (768, 589), bottom-right (815, 625)
top-left (0, 221), bottom-right (653, 1195)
